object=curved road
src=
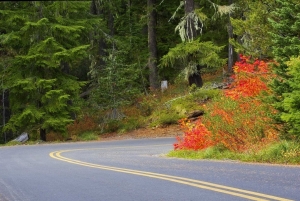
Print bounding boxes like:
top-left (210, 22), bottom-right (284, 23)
top-left (0, 138), bottom-right (299, 201)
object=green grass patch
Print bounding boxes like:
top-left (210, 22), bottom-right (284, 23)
top-left (118, 117), bottom-right (145, 133)
top-left (4, 141), bottom-right (23, 146)
top-left (77, 131), bottom-right (98, 141)
top-left (168, 141), bottom-right (300, 165)
top-left (149, 110), bottom-right (183, 127)
top-left (149, 88), bottom-right (220, 127)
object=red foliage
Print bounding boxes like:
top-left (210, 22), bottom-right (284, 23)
top-left (67, 115), bottom-right (98, 137)
top-left (225, 54), bottom-right (271, 99)
top-left (174, 55), bottom-right (279, 152)
top-left (174, 118), bottom-right (213, 150)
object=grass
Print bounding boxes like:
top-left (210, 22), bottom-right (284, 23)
top-left (2, 140), bottom-right (46, 146)
top-left (76, 131), bottom-right (98, 141)
top-left (168, 141), bottom-right (300, 165)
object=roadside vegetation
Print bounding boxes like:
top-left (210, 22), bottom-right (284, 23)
top-left (168, 55), bottom-right (300, 165)
top-left (1, 1), bottom-right (299, 165)
top-left (2, 56), bottom-right (300, 165)
top-left (168, 141), bottom-right (300, 165)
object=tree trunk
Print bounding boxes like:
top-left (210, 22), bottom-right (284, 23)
top-left (185, 0), bottom-right (196, 40)
top-left (40, 128), bottom-right (46, 141)
top-left (188, 65), bottom-right (203, 87)
top-left (188, 73), bottom-right (203, 87)
top-left (90, 0), bottom-right (98, 15)
top-left (227, 0), bottom-right (234, 75)
top-left (61, 61), bottom-right (76, 120)
top-left (148, 0), bottom-right (159, 90)
top-left (2, 90), bottom-right (10, 143)
top-left (185, 0), bottom-right (203, 87)
top-left (90, 0), bottom-right (107, 68)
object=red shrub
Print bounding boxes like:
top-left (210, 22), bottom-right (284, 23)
top-left (174, 118), bottom-right (213, 150)
top-left (174, 55), bottom-right (279, 152)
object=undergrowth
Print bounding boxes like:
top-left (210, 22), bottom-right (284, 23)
top-left (170, 55), bottom-right (300, 165)
top-left (168, 141), bottom-right (300, 165)
top-left (4, 56), bottom-right (299, 165)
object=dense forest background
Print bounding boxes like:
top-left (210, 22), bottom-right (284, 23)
top-left (0, 0), bottom-right (299, 144)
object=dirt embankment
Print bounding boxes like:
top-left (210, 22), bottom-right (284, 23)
top-left (99, 124), bottom-right (184, 141)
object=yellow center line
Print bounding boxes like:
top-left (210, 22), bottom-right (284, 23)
top-left (49, 145), bottom-right (293, 201)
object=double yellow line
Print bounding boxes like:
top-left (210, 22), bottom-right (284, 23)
top-left (49, 145), bottom-right (293, 201)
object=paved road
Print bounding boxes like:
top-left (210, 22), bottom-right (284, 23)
top-left (0, 138), bottom-right (299, 201)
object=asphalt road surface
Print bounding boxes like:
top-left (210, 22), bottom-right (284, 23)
top-left (0, 138), bottom-right (299, 201)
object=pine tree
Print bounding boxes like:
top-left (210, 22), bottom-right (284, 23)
top-left (281, 57), bottom-right (300, 139)
top-left (87, 0), bottom-right (143, 119)
top-left (230, 0), bottom-right (275, 58)
top-left (160, 38), bottom-right (226, 83)
top-left (88, 40), bottom-right (141, 114)
top-left (148, 0), bottom-right (159, 90)
top-left (269, 0), bottom-right (300, 139)
top-left (0, 2), bottom-right (96, 140)
top-left (161, 0), bottom-right (229, 86)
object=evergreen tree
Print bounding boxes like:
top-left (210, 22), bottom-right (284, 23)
top-left (88, 40), bottom-right (141, 114)
top-left (160, 38), bottom-right (226, 83)
top-left (269, 0), bottom-right (300, 139)
top-left (281, 57), bottom-right (300, 139)
top-left (230, 0), bottom-right (275, 58)
top-left (0, 2), bottom-right (95, 140)
top-left (148, 0), bottom-right (159, 90)
top-left (160, 0), bottom-right (229, 86)
top-left (87, 0), bottom-right (143, 118)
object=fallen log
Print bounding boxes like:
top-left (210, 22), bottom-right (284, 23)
top-left (187, 110), bottom-right (204, 120)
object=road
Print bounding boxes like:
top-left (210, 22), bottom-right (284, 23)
top-left (0, 138), bottom-right (299, 201)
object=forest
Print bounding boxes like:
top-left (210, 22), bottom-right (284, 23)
top-left (0, 0), bottom-right (299, 161)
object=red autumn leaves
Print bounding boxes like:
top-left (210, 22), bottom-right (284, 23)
top-left (174, 55), bottom-right (277, 152)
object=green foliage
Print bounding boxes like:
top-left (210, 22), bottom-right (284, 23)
top-left (168, 146), bottom-right (238, 160)
top-left (253, 141), bottom-right (300, 164)
top-left (0, 2), bottom-right (96, 139)
top-left (88, 44), bottom-right (141, 110)
top-left (103, 119), bottom-right (122, 133)
top-left (230, 1), bottom-right (275, 58)
top-left (77, 131), bottom-right (98, 141)
top-left (168, 141), bottom-right (300, 165)
top-left (149, 88), bottom-right (219, 127)
top-left (269, 0), bottom-right (300, 139)
top-left (150, 111), bottom-right (182, 127)
top-left (269, 0), bottom-right (300, 64)
top-left (280, 57), bottom-right (300, 140)
top-left (4, 140), bottom-right (23, 146)
top-left (160, 38), bottom-right (226, 80)
top-left (118, 117), bottom-right (144, 133)
top-left (189, 88), bottom-right (220, 101)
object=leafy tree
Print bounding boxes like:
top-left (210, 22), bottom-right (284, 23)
top-left (269, 0), bottom-right (300, 139)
